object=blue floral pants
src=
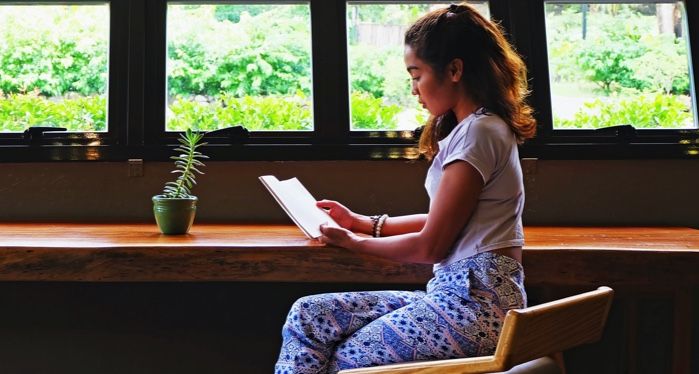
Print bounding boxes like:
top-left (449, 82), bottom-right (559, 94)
top-left (274, 251), bottom-right (526, 374)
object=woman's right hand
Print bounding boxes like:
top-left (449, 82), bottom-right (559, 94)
top-left (316, 200), bottom-right (357, 231)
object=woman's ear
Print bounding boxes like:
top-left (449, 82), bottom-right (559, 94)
top-left (448, 58), bottom-right (463, 82)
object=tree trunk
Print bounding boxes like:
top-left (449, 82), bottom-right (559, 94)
top-left (657, 4), bottom-right (674, 35)
top-left (673, 4), bottom-right (683, 38)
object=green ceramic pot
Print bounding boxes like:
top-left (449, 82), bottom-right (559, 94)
top-left (152, 195), bottom-right (198, 235)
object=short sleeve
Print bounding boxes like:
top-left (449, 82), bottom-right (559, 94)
top-left (441, 117), bottom-right (509, 185)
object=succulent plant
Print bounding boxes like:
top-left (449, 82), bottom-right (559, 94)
top-left (161, 128), bottom-right (208, 198)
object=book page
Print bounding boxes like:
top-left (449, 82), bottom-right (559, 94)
top-left (259, 175), bottom-right (339, 238)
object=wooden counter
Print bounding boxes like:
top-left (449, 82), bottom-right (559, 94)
top-left (0, 223), bottom-right (698, 284)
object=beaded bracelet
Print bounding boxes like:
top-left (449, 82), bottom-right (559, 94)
top-left (370, 215), bottom-right (381, 237)
top-left (373, 214), bottom-right (389, 238)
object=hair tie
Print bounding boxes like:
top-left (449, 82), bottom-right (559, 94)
top-left (447, 3), bottom-right (464, 14)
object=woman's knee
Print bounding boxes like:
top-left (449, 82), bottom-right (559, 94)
top-left (289, 293), bottom-right (334, 315)
top-left (283, 294), bottom-right (337, 331)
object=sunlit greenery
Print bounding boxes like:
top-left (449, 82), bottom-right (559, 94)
top-left (546, 3), bottom-right (694, 129)
top-left (1, 2), bottom-right (695, 133)
top-left (0, 4), bottom-right (108, 132)
top-left (555, 93), bottom-right (692, 129)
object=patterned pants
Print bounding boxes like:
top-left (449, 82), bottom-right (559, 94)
top-left (274, 251), bottom-right (526, 374)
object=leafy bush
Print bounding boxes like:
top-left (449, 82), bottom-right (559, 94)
top-left (349, 45), bottom-right (417, 109)
top-left (624, 34), bottom-right (690, 95)
top-left (0, 35), bottom-right (107, 98)
top-left (349, 46), bottom-right (387, 99)
top-left (0, 91), bottom-right (407, 133)
top-left (0, 6), bottom-right (108, 97)
top-left (167, 5), bottom-right (311, 98)
top-left (214, 4), bottom-right (274, 23)
top-left (167, 93), bottom-right (312, 131)
top-left (381, 54), bottom-right (415, 107)
top-left (167, 92), bottom-right (412, 132)
top-left (549, 6), bottom-right (690, 96)
top-left (0, 94), bottom-right (106, 132)
top-left (575, 28), bottom-right (645, 93)
top-left (350, 91), bottom-right (401, 130)
top-left (555, 93), bottom-right (692, 129)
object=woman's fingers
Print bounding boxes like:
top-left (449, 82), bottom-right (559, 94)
top-left (316, 199), bottom-right (337, 209)
top-left (318, 223), bottom-right (351, 246)
top-left (319, 223), bottom-right (338, 237)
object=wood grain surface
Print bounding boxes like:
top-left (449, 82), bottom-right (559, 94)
top-left (0, 223), bottom-right (697, 284)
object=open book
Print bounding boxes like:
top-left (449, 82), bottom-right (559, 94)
top-left (259, 175), bottom-right (340, 239)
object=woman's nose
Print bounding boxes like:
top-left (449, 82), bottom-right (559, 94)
top-left (411, 83), bottom-right (418, 96)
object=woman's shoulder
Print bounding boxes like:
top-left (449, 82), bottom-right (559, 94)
top-left (441, 112), bottom-right (513, 152)
top-left (470, 112), bottom-right (509, 134)
top-left (456, 112), bottom-right (512, 145)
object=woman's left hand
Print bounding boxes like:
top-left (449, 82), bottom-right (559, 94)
top-left (318, 223), bottom-right (360, 249)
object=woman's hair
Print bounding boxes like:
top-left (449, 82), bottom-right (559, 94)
top-left (405, 3), bottom-right (536, 160)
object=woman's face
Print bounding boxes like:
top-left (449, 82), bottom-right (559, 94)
top-left (404, 46), bottom-right (459, 117)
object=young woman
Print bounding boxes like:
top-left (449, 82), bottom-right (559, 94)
top-left (275, 3), bottom-right (536, 373)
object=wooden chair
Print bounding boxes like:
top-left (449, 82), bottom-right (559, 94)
top-left (338, 286), bottom-right (614, 374)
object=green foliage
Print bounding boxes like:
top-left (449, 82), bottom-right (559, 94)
top-left (167, 94), bottom-right (312, 131)
top-left (0, 94), bottom-right (106, 132)
top-left (214, 4), bottom-right (274, 23)
top-left (0, 6), bottom-right (108, 97)
top-left (0, 32), bottom-right (108, 97)
top-left (162, 128), bottom-right (209, 199)
top-left (545, 6), bottom-right (588, 84)
top-left (349, 45), bottom-right (417, 108)
top-left (381, 54), bottom-right (416, 107)
top-left (548, 5), bottom-right (690, 96)
top-left (575, 28), bottom-right (645, 93)
top-left (555, 94), bottom-right (692, 129)
top-left (349, 46), bottom-right (387, 99)
top-left (4, 4), bottom-right (692, 135)
top-left (624, 34), bottom-right (690, 94)
top-left (166, 5), bottom-right (311, 98)
top-left (350, 92), bottom-right (401, 130)
top-left (168, 92), bottom-right (418, 132)
top-left (167, 92), bottom-right (420, 132)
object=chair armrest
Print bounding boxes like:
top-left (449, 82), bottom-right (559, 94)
top-left (338, 355), bottom-right (501, 374)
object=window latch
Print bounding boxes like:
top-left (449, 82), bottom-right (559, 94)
top-left (413, 125), bottom-right (425, 140)
top-left (23, 126), bottom-right (67, 143)
top-left (204, 125), bottom-right (249, 143)
top-left (594, 124), bottom-right (636, 143)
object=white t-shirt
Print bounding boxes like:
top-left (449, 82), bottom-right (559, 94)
top-left (425, 110), bottom-right (525, 270)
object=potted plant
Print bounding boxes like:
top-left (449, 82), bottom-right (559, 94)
top-left (152, 128), bottom-right (208, 234)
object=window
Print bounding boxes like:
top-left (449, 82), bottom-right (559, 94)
top-left (1, 0), bottom-right (698, 160)
top-left (165, 3), bottom-right (313, 132)
top-left (0, 3), bottom-right (110, 134)
top-left (346, 2), bottom-right (489, 131)
top-left (544, 2), bottom-right (695, 130)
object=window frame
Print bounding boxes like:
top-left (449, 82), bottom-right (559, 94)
top-left (0, 0), bottom-right (128, 151)
top-left (518, 0), bottom-right (699, 158)
top-left (0, 0), bottom-right (698, 161)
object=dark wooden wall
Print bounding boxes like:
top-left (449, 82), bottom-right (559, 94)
top-left (0, 159), bottom-right (698, 373)
top-left (0, 282), bottom-right (695, 373)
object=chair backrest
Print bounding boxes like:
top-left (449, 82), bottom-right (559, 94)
top-left (493, 286), bottom-right (614, 369)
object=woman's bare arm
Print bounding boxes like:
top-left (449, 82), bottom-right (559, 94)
top-left (319, 160), bottom-right (483, 264)
top-left (350, 214), bottom-right (427, 237)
